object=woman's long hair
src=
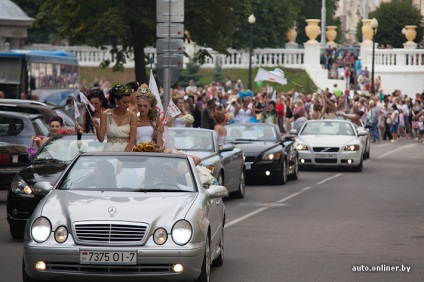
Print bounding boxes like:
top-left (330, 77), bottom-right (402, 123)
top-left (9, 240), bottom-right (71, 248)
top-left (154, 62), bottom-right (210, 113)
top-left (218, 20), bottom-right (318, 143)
top-left (84, 88), bottom-right (107, 133)
top-left (136, 84), bottom-right (160, 142)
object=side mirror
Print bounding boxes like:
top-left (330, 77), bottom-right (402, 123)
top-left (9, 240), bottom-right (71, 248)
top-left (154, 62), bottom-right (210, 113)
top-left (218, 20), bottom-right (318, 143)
top-left (207, 185), bottom-right (229, 199)
top-left (32, 181), bottom-right (53, 196)
top-left (220, 144), bottom-right (235, 151)
top-left (289, 129), bottom-right (297, 135)
top-left (357, 130), bottom-right (367, 136)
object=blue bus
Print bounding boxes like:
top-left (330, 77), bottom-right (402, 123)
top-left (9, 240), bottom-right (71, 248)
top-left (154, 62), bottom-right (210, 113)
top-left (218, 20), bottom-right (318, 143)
top-left (0, 50), bottom-right (79, 105)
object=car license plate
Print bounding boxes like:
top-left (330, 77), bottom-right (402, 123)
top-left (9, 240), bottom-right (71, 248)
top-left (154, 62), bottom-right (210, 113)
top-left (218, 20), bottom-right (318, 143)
top-left (245, 162), bottom-right (252, 170)
top-left (80, 251), bottom-right (137, 265)
top-left (315, 153), bottom-right (337, 159)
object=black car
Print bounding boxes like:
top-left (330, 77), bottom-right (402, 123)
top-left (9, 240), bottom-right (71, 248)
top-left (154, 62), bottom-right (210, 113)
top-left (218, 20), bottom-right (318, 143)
top-left (0, 142), bottom-right (31, 190)
top-left (225, 123), bottom-right (299, 185)
top-left (7, 134), bottom-right (105, 239)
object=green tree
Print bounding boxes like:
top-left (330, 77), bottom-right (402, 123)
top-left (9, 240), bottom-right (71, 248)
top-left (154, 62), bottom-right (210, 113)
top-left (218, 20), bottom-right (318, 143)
top-left (35, 0), bottom-right (250, 84)
top-left (355, 0), bottom-right (423, 47)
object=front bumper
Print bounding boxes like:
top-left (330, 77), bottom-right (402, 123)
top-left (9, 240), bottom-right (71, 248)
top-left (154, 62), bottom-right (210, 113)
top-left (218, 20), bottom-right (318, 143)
top-left (24, 238), bottom-right (205, 282)
top-left (298, 150), bottom-right (362, 167)
top-left (7, 191), bottom-right (41, 227)
top-left (244, 160), bottom-right (282, 180)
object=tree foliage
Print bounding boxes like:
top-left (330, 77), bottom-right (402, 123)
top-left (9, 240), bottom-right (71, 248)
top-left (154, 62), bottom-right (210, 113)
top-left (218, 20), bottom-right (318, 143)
top-left (16, 0), bottom-right (342, 84)
top-left (34, 0), bottom-right (249, 84)
top-left (355, 0), bottom-right (423, 47)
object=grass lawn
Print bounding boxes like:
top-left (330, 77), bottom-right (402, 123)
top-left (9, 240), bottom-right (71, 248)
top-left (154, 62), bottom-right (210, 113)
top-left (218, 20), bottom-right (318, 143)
top-left (80, 66), bottom-right (316, 94)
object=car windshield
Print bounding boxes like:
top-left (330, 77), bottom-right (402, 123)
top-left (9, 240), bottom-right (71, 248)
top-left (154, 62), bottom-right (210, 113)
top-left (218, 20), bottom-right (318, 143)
top-left (58, 155), bottom-right (196, 192)
top-left (169, 129), bottom-right (214, 152)
top-left (33, 136), bottom-right (105, 162)
top-left (300, 121), bottom-right (356, 136)
top-left (226, 124), bottom-right (278, 142)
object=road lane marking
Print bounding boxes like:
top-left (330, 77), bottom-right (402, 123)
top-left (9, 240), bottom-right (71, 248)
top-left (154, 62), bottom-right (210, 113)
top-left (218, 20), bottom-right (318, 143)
top-left (277, 187), bottom-right (311, 203)
top-left (225, 187), bottom-right (312, 229)
top-left (377, 144), bottom-right (416, 159)
top-left (225, 207), bottom-right (268, 228)
top-left (317, 174), bottom-right (342, 185)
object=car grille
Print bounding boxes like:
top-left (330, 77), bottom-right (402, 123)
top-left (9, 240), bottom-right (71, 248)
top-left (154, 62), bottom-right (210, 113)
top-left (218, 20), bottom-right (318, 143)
top-left (312, 147), bottom-right (339, 152)
top-left (74, 222), bottom-right (148, 244)
top-left (245, 156), bottom-right (256, 162)
top-left (315, 159), bottom-right (338, 163)
top-left (45, 262), bottom-right (172, 274)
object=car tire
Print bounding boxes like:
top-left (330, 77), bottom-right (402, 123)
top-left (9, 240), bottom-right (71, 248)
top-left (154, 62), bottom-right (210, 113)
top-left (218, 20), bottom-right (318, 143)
top-left (352, 158), bottom-right (363, 172)
top-left (275, 159), bottom-right (287, 185)
top-left (10, 225), bottom-right (25, 240)
top-left (212, 228), bottom-right (224, 267)
top-left (230, 170), bottom-right (245, 199)
top-left (196, 236), bottom-right (211, 282)
top-left (23, 259), bottom-right (42, 282)
top-left (288, 158), bottom-right (299, 181)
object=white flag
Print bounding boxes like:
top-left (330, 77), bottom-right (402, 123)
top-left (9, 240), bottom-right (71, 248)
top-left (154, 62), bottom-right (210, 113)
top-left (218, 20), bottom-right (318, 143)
top-left (73, 100), bottom-right (80, 119)
top-left (149, 70), bottom-right (169, 147)
top-left (167, 98), bottom-right (182, 117)
top-left (79, 92), bottom-right (95, 112)
top-left (254, 68), bottom-right (287, 85)
top-left (271, 90), bottom-right (276, 102)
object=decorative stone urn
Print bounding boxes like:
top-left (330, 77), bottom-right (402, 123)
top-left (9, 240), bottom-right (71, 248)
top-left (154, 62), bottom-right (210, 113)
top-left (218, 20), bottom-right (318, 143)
top-left (326, 26), bottom-right (337, 44)
top-left (361, 19), bottom-right (373, 44)
top-left (404, 25), bottom-right (417, 44)
top-left (286, 27), bottom-right (297, 44)
top-left (305, 19), bottom-right (321, 43)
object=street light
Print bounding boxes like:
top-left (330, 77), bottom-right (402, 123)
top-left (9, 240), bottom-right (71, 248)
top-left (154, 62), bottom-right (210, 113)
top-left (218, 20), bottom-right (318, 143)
top-left (370, 18), bottom-right (378, 94)
top-left (248, 14), bottom-right (256, 90)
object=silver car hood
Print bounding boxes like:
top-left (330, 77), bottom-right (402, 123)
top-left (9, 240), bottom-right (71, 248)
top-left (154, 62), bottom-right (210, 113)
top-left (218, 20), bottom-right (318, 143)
top-left (40, 190), bottom-right (198, 223)
top-left (297, 135), bottom-right (361, 147)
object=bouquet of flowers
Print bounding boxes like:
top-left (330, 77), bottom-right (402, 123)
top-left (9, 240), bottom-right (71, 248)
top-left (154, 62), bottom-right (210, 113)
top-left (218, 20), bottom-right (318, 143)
top-left (182, 114), bottom-right (194, 124)
top-left (225, 113), bottom-right (234, 123)
top-left (132, 141), bottom-right (164, 153)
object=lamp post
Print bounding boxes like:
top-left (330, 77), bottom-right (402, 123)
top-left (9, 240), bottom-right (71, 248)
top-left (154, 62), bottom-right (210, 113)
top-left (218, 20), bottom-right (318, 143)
top-left (248, 14), bottom-right (256, 90)
top-left (370, 18), bottom-right (378, 94)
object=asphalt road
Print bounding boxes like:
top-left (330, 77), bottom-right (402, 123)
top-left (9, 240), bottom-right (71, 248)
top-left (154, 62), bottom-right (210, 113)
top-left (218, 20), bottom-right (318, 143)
top-left (1, 139), bottom-right (423, 281)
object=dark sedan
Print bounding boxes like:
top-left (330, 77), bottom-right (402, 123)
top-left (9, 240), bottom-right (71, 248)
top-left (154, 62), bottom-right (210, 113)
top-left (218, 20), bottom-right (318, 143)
top-left (225, 123), bottom-right (299, 185)
top-left (0, 142), bottom-right (31, 190)
top-left (7, 134), bottom-right (105, 239)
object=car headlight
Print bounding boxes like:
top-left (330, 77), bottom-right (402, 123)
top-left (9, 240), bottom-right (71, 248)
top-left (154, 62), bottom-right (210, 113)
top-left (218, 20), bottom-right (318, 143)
top-left (11, 175), bottom-right (33, 194)
top-left (344, 145), bottom-right (360, 151)
top-left (296, 144), bottom-right (309, 151)
top-left (31, 217), bottom-right (51, 243)
top-left (54, 226), bottom-right (68, 243)
top-left (153, 228), bottom-right (168, 245)
top-left (171, 220), bottom-right (192, 245)
top-left (262, 152), bottom-right (281, 160)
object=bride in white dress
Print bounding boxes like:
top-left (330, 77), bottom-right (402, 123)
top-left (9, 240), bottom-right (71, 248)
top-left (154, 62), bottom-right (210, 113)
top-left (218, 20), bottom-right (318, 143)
top-left (93, 84), bottom-right (137, 152)
top-left (135, 83), bottom-right (163, 146)
top-left (234, 96), bottom-right (257, 123)
top-left (166, 96), bottom-right (192, 128)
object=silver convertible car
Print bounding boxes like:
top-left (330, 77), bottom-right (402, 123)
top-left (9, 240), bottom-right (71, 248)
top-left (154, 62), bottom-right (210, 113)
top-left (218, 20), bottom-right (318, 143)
top-left (23, 152), bottom-right (228, 282)
top-left (292, 119), bottom-right (367, 172)
top-left (169, 128), bottom-right (245, 198)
